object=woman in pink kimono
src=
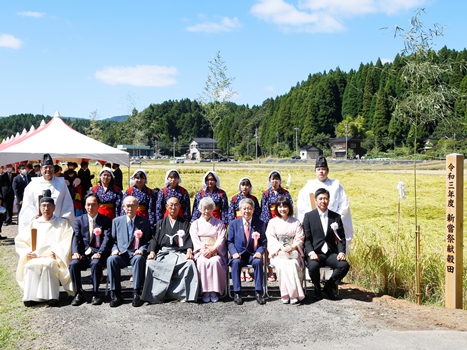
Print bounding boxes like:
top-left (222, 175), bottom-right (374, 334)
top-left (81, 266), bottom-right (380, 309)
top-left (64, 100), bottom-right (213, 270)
top-left (266, 196), bottom-right (305, 304)
top-left (190, 197), bottom-right (227, 303)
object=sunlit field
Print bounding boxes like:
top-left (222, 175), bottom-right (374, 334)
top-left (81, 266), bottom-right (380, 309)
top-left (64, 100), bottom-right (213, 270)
top-left (91, 159), bottom-right (466, 306)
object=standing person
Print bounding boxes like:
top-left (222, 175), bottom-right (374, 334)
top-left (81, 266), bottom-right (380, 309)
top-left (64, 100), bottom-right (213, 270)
top-left (155, 169), bottom-right (190, 223)
top-left (303, 188), bottom-right (349, 301)
top-left (228, 198), bottom-right (267, 305)
top-left (64, 166), bottom-right (84, 217)
top-left (19, 154), bottom-right (74, 233)
top-left (142, 196), bottom-right (198, 304)
top-left (77, 161), bottom-right (94, 194)
top-left (13, 164), bottom-right (31, 215)
top-left (121, 169), bottom-right (157, 230)
top-left (0, 197), bottom-right (5, 239)
top-left (190, 197), bottom-right (227, 303)
top-left (107, 196), bottom-right (152, 307)
top-left (32, 164), bottom-right (41, 177)
top-left (266, 197), bottom-right (305, 304)
top-left (26, 163), bottom-right (35, 177)
top-left (89, 167), bottom-right (122, 220)
top-left (192, 171), bottom-right (228, 226)
top-left (0, 163), bottom-right (17, 225)
top-left (112, 163), bottom-right (123, 191)
top-left (15, 195), bottom-right (74, 306)
top-left (260, 170), bottom-right (293, 281)
top-left (69, 194), bottom-right (112, 306)
top-left (296, 155), bottom-right (354, 253)
top-left (228, 177), bottom-right (260, 282)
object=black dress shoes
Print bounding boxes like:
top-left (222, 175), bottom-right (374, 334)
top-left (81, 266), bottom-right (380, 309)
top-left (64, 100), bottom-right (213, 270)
top-left (132, 293), bottom-right (144, 307)
top-left (71, 293), bottom-right (86, 306)
top-left (91, 295), bottom-right (103, 305)
top-left (48, 299), bottom-right (59, 307)
top-left (109, 293), bottom-right (123, 307)
top-left (23, 300), bottom-right (37, 307)
top-left (233, 293), bottom-right (243, 305)
top-left (324, 280), bottom-right (338, 300)
top-left (255, 293), bottom-right (266, 305)
top-left (313, 284), bottom-right (322, 301)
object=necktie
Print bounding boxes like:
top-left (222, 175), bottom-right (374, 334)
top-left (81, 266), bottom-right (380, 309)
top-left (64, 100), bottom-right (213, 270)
top-left (320, 213), bottom-right (328, 254)
top-left (244, 221), bottom-right (250, 243)
top-left (128, 219), bottom-right (134, 241)
top-left (89, 217), bottom-right (94, 239)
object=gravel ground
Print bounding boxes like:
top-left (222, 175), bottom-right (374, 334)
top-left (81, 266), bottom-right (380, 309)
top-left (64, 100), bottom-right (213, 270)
top-left (2, 222), bottom-right (467, 350)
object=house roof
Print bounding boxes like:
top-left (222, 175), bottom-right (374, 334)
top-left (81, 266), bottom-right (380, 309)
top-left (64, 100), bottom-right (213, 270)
top-left (189, 137), bottom-right (218, 143)
top-left (300, 145), bottom-right (321, 151)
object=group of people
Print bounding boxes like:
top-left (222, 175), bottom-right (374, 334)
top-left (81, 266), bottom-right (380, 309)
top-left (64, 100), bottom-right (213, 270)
top-left (13, 153), bottom-right (353, 308)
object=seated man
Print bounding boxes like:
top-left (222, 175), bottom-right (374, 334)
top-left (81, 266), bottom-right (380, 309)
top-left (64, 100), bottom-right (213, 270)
top-left (107, 195), bottom-right (151, 307)
top-left (15, 193), bottom-right (74, 306)
top-left (227, 198), bottom-right (267, 305)
top-left (303, 188), bottom-right (350, 300)
top-left (69, 193), bottom-right (112, 306)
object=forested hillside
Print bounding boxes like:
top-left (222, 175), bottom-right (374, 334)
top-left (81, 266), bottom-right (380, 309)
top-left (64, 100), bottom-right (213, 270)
top-left (2, 46), bottom-right (467, 159)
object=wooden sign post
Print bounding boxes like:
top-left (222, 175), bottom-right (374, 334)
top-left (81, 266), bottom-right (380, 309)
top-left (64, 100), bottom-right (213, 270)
top-left (445, 154), bottom-right (464, 309)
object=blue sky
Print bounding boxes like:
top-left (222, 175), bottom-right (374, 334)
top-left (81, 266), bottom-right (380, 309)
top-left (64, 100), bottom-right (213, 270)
top-left (1, 0), bottom-right (466, 120)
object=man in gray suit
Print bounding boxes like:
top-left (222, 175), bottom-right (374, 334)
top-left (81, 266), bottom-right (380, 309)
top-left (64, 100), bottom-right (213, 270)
top-left (107, 196), bottom-right (151, 307)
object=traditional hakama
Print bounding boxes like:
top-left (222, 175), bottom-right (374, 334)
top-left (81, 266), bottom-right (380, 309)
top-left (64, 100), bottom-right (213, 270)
top-left (15, 215), bottom-right (74, 301)
top-left (266, 216), bottom-right (305, 301)
top-left (190, 216), bottom-right (227, 295)
top-left (141, 217), bottom-right (198, 303)
top-left (260, 187), bottom-right (293, 224)
top-left (89, 184), bottom-right (123, 219)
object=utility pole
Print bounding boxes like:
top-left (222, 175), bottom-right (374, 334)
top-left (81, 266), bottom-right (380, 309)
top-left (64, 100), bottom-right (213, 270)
top-left (173, 137), bottom-right (176, 159)
top-left (345, 123), bottom-right (349, 159)
top-left (255, 127), bottom-right (258, 161)
top-left (294, 127), bottom-right (299, 157)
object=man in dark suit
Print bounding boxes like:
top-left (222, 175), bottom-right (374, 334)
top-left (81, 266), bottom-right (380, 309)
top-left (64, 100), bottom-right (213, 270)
top-left (12, 164), bottom-right (31, 215)
top-left (303, 188), bottom-right (350, 300)
top-left (69, 193), bottom-right (112, 306)
top-left (227, 198), bottom-right (267, 305)
top-left (0, 164), bottom-right (17, 225)
top-left (112, 163), bottom-right (123, 191)
top-left (77, 161), bottom-right (95, 194)
top-left (107, 195), bottom-right (151, 307)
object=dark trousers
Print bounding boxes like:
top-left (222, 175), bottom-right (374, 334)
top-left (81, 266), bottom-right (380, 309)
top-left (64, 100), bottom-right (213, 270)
top-left (231, 254), bottom-right (263, 293)
top-left (306, 252), bottom-right (350, 289)
top-left (69, 256), bottom-right (106, 294)
top-left (3, 194), bottom-right (13, 223)
top-left (107, 252), bottom-right (146, 293)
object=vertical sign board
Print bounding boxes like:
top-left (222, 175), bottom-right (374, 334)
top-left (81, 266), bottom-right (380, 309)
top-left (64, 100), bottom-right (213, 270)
top-left (445, 154), bottom-right (464, 309)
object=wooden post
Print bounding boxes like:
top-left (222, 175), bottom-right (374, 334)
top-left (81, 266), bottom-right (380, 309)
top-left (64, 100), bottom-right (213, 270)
top-left (415, 225), bottom-right (421, 305)
top-left (445, 154), bottom-right (464, 309)
top-left (31, 228), bottom-right (37, 252)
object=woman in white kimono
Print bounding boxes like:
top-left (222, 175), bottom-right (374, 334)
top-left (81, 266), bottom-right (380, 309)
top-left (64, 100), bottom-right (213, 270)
top-left (266, 196), bottom-right (305, 304)
top-left (190, 197), bottom-right (227, 303)
top-left (141, 196), bottom-right (198, 303)
top-left (15, 196), bottom-right (74, 306)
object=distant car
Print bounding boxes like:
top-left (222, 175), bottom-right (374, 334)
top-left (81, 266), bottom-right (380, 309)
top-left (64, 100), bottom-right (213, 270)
top-left (218, 157), bottom-right (228, 162)
top-left (130, 159), bottom-right (142, 165)
top-left (291, 155), bottom-right (301, 159)
top-left (361, 154), bottom-right (372, 159)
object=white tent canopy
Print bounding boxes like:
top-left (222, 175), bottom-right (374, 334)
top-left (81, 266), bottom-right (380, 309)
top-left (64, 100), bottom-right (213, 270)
top-left (0, 111), bottom-right (130, 166)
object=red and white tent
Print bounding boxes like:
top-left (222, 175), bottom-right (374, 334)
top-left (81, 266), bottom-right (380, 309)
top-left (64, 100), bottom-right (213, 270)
top-left (0, 111), bottom-right (130, 166)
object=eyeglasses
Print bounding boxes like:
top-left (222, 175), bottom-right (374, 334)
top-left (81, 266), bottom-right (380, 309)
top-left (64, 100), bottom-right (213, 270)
top-left (124, 203), bottom-right (138, 208)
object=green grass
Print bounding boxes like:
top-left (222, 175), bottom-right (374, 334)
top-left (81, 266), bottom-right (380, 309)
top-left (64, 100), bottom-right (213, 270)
top-left (0, 245), bottom-right (37, 349)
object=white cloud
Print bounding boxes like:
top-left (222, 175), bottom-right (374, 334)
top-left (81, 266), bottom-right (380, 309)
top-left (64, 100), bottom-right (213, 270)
top-left (95, 65), bottom-right (178, 87)
top-left (186, 17), bottom-right (241, 33)
top-left (17, 11), bottom-right (45, 18)
top-left (251, 0), bottom-right (426, 33)
top-left (0, 34), bottom-right (23, 49)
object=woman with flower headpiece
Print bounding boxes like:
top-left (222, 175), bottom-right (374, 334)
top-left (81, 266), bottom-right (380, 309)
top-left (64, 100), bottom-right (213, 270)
top-left (190, 197), bottom-right (227, 303)
top-left (121, 169), bottom-right (157, 229)
top-left (155, 169), bottom-right (190, 223)
top-left (260, 170), bottom-right (293, 281)
top-left (228, 177), bottom-right (261, 282)
top-left (141, 196), bottom-right (198, 303)
top-left (191, 171), bottom-right (228, 226)
top-left (88, 167), bottom-right (122, 220)
top-left (266, 196), bottom-right (305, 304)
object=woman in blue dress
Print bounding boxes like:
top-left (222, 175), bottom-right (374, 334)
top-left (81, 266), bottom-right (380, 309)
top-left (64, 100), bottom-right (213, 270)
top-left (88, 167), bottom-right (122, 219)
top-left (155, 169), bottom-right (190, 223)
